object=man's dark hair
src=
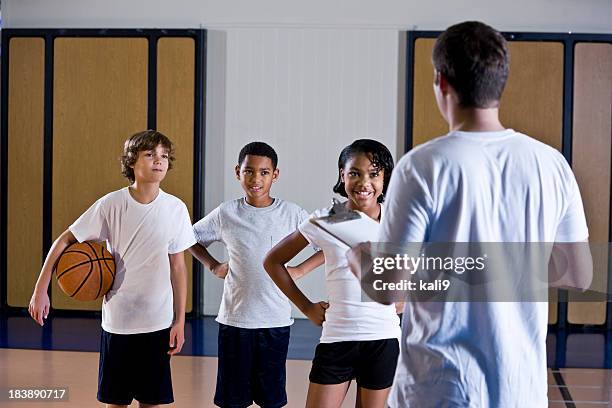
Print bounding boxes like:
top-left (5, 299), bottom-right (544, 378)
top-left (121, 130), bottom-right (175, 184)
top-left (333, 139), bottom-right (394, 203)
top-left (238, 142), bottom-right (278, 169)
top-left (433, 21), bottom-right (509, 108)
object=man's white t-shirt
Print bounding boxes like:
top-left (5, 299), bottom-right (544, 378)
top-left (193, 198), bottom-right (309, 329)
top-left (299, 205), bottom-right (401, 343)
top-left (381, 130), bottom-right (588, 408)
top-left (69, 187), bottom-right (197, 334)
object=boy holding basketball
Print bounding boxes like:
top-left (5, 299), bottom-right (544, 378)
top-left (189, 141), bottom-right (322, 408)
top-left (29, 130), bottom-right (196, 407)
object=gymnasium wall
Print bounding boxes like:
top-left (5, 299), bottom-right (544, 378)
top-left (3, 0), bottom-right (612, 32)
top-left (2, 0), bottom-right (611, 319)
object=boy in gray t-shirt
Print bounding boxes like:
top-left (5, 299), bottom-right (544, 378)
top-left (190, 142), bottom-right (322, 408)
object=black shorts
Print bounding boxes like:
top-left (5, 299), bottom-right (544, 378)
top-left (215, 323), bottom-right (290, 408)
top-left (309, 338), bottom-right (400, 390)
top-left (97, 327), bottom-right (173, 405)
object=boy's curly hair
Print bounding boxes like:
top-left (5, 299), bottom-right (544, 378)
top-left (120, 130), bottom-right (175, 184)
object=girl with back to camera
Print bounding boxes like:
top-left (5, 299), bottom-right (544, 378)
top-left (264, 139), bottom-right (401, 408)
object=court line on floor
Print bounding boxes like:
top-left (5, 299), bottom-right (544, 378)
top-left (552, 370), bottom-right (576, 408)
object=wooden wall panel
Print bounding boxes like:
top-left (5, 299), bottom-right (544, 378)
top-left (568, 43), bottom-right (612, 325)
top-left (411, 39), bottom-right (564, 324)
top-left (499, 42), bottom-right (564, 151)
top-left (503, 42), bottom-right (563, 324)
top-left (7, 38), bottom-right (45, 307)
top-left (412, 38), bottom-right (448, 147)
top-left (548, 293), bottom-right (558, 324)
top-left (412, 39), bottom-right (563, 150)
top-left (52, 38), bottom-right (148, 310)
top-left (157, 37), bottom-right (196, 313)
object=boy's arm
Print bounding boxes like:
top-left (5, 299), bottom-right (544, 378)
top-left (263, 231), bottom-right (328, 326)
top-left (168, 252), bottom-right (188, 355)
top-left (287, 251), bottom-right (325, 279)
top-left (188, 243), bottom-right (228, 279)
top-left (29, 229), bottom-right (77, 326)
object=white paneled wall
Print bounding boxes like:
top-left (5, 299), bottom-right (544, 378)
top-left (204, 28), bottom-right (401, 317)
top-left (5, 0), bottom-right (612, 33)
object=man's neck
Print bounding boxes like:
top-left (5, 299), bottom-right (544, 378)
top-left (448, 106), bottom-right (505, 132)
top-left (129, 182), bottom-right (160, 204)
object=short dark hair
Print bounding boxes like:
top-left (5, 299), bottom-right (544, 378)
top-left (333, 139), bottom-right (394, 203)
top-left (121, 130), bottom-right (175, 184)
top-left (238, 142), bottom-right (278, 169)
top-left (432, 21), bottom-right (509, 108)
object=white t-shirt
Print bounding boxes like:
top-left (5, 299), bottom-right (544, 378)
top-left (69, 187), bottom-right (196, 334)
top-left (193, 198), bottom-right (309, 329)
top-left (381, 130), bottom-right (588, 408)
top-left (299, 205), bottom-right (401, 343)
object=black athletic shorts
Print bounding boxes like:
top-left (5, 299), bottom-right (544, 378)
top-left (309, 338), bottom-right (400, 390)
top-left (214, 323), bottom-right (290, 408)
top-left (97, 327), bottom-right (173, 405)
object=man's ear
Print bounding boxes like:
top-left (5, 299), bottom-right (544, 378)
top-left (436, 71), bottom-right (450, 95)
top-left (272, 168), bottom-right (280, 182)
top-left (235, 165), bottom-right (241, 180)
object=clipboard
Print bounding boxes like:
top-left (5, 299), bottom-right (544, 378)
top-left (309, 198), bottom-right (380, 247)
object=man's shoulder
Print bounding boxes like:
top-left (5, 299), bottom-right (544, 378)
top-left (401, 130), bottom-right (565, 165)
top-left (399, 133), bottom-right (456, 164)
top-left (501, 131), bottom-right (569, 169)
top-left (515, 131), bottom-right (565, 155)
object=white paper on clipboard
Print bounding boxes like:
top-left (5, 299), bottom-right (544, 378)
top-left (309, 200), bottom-right (380, 247)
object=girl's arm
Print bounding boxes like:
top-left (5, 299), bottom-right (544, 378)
top-left (264, 231), bottom-right (328, 325)
top-left (287, 251), bottom-right (325, 279)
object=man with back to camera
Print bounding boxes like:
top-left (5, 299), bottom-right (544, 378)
top-left (355, 21), bottom-right (593, 407)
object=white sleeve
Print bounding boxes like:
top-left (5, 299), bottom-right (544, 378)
top-left (169, 202), bottom-right (197, 254)
top-left (69, 198), bottom-right (109, 243)
top-left (296, 207), bottom-right (321, 251)
top-left (298, 212), bottom-right (323, 250)
top-left (555, 170), bottom-right (589, 242)
top-left (378, 154), bottom-right (432, 244)
top-left (298, 208), bottom-right (310, 225)
top-left (193, 206), bottom-right (223, 247)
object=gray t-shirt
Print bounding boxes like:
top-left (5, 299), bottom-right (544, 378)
top-left (193, 198), bottom-right (309, 328)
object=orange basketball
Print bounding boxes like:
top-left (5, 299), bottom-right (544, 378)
top-left (55, 241), bottom-right (115, 301)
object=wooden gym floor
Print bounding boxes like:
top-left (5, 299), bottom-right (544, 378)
top-left (0, 349), bottom-right (611, 407)
top-left (0, 314), bottom-right (611, 407)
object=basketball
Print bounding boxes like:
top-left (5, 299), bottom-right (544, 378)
top-left (55, 241), bottom-right (116, 301)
